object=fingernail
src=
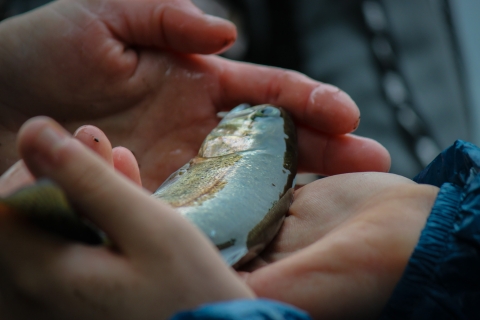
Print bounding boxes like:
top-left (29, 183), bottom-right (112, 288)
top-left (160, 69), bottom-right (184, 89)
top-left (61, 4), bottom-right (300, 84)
top-left (353, 116), bottom-right (361, 131)
top-left (204, 14), bottom-right (233, 26)
top-left (73, 125), bottom-right (88, 137)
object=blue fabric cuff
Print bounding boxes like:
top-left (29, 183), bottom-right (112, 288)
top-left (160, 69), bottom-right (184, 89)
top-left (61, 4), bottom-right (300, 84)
top-left (170, 299), bottom-right (311, 320)
top-left (171, 299), bottom-right (310, 320)
top-left (381, 140), bottom-right (480, 319)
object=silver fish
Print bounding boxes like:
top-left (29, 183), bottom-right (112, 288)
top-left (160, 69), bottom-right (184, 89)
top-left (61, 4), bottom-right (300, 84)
top-left (0, 105), bottom-right (297, 267)
top-left (152, 104), bottom-right (297, 267)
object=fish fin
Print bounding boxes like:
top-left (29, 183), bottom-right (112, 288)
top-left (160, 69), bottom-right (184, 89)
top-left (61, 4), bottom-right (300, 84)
top-left (216, 111), bottom-right (229, 118)
top-left (220, 246), bottom-right (249, 267)
top-left (216, 104), bottom-right (252, 119)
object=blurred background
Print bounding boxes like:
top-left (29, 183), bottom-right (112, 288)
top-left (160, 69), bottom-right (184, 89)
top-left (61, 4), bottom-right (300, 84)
top-left (2, 0), bottom-right (479, 179)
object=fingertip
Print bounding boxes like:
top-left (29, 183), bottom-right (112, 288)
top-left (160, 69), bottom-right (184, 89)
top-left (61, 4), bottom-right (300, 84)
top-left (162, 6), bottom-right (237, 54)
top-left (351, 136), bottom-right (391, 173)
top-left (74, 125), bottom-right (114, 166)
top-left (101, 1), bottom-right (236, 54)
top-left (200, 14), bottom-right (237, 54)
top-left (298, 128), bottom-right (391, 175)
top-left (112, 147), bottom-right (142, 186)
top-left (216, 63), bottom-right (360, 134)
top-left (17, 116), bottom-right (55, 146)
top-left (323, 135), bottom-right (391, 174)
top-left (17, 117), bottom-right (69, 169)
top-left (305, 84), bottom-right (360, 134)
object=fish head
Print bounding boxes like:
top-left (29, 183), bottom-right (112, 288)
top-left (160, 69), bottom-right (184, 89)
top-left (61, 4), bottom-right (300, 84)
top-left (199, 104), bottom-right (295, 158)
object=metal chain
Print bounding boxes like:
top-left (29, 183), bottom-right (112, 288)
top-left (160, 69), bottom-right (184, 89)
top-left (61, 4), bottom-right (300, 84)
top-left (362, 0), bottom-right (442, 168)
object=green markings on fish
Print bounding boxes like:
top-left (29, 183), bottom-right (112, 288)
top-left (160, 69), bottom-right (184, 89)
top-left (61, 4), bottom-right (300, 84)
top-left (0, 179), bottom-right (105, 245)
top-left (156, 154), bottom-right (242, 207)
top-left (152, 104), bottom-right (298, 266)
top-left (0, 104), bottom-right (297, 267)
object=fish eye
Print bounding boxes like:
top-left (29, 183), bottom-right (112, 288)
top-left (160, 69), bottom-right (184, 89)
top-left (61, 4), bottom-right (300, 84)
top-left (256, 106), bottom-right (281, 117)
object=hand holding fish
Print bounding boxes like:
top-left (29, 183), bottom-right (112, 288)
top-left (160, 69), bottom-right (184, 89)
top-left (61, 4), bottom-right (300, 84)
top-left (0, 117), bottom-right (253, 320)
top-left (240, 173), bottom-right (439, 319)
top-left (0, 124), bottom-right (141, 196)
top-left (0, 0), bottom-right (389, 192)
top-left (0, 119), bottom-right (439, 320)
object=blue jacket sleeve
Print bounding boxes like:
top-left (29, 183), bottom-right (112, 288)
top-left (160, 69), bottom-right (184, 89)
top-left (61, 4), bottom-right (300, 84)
top-left (170, 299), bottom-right (311, 320)
top-left (380, 140), bottom-right (480, 319)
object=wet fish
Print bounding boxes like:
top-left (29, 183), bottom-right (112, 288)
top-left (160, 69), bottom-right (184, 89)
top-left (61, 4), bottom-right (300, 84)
top-left (152, 104), bottom-right (297, 266)
top-left (0, 104), bottom-right (297, 267)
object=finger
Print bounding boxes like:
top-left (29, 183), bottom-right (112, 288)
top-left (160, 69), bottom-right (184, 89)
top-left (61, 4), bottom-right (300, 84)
top-left (74, 125), bottom-right (114, 166)
top-left (100, 0), bottom-right (236, 54)
top-left (0, 160), bottom-right (34, 196)
top-left (214, 57), bottom-right (360, 134)
top-left (0, 125), bottom-right (118, 197)
top-left (17, 117), bottom-right (185, 253)
top-left (112, 147), bottom-right (142, 186)
top-left (73, 126), bottom-right (141, 185)
top-left (297, 127), bottom-right (391, 175)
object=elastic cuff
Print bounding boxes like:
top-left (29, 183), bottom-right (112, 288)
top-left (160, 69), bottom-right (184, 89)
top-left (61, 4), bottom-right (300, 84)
top-left (380, 182), bottom-right (462, 319)
top-left (171, 299), bottom-right (311, 320)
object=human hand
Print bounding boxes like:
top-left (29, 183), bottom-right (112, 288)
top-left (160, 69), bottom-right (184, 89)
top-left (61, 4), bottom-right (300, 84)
top-left (1, 120), bottom-right (142, 195)
top-left (0, 0), bottom-right (390, 191)
top-left (240, 173), bottom-right (439, 319)
top-left (0, 122), bottom-right (141, 196)
top-left (0, 117), bottom-right (253, 320)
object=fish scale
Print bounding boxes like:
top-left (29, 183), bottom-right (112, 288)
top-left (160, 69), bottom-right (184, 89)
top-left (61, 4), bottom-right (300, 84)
top-left (152, 104), bottom-right (298, 267)
top-left (0, 104), bottom-right (297, 268)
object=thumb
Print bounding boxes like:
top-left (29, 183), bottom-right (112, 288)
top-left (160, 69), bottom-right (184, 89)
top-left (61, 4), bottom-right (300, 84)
top-left (95, 0), bottom-right (237, 54)
top-left (17, 117), bottom-right (192, 254)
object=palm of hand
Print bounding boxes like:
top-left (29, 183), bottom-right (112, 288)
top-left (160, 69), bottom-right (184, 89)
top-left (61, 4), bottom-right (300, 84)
top-left (0, 0), bottom-right (391, 190)
top-left (65, 52), bottom-right (228, 191)
top-left (5, 47), bottom-right (223, 189)
top-left (240, 173), bottom-right (439, 319)
top-left (0, 2), bottom-right (231, 190)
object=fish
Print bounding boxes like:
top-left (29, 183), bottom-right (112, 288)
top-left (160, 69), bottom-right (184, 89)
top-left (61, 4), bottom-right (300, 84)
top-left (0, 104), bottom-right (297, 267)
top-left (152, 104), bottom-right (297, 266)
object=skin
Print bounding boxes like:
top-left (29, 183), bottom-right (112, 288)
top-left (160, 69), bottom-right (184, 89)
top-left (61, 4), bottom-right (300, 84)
top-left (0, 125), bottom-right (141, 196)
top-left (0, 0), bottom-right (405, 318)
top-left (1, 119), bottom-right (439, 319)
top-left (0, 117), bottom-right (254, 320)
top-left (240, 173), bottom-right (439, 319)
top-left (0, 0), bottom-right (390, 193)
